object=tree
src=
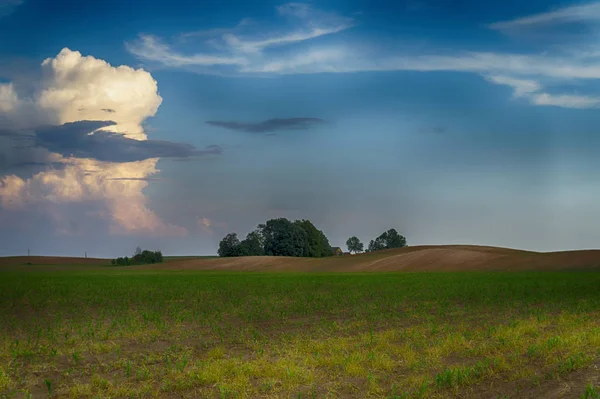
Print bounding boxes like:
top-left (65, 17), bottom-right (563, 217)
top-left (133, 249), bottom-right (163, 264)
top-left (366, 229), bottom-right (407, 252)
top-left (367, 239), bottom-right (385, 252)
top-left (217, 218), bottom-right (333, 258)
top-left (112, 247), bottom-right (163, 266)
top-left (260, 218), bottom-right (308, 257)
top-left (218, 233), bottom-right (242, 257)
top-left (294, 219), bottom-right (333, 257)
top-left (346, 236), bottom-right (364, 254)
top-left (239, 231), bottom-right (265, 256)
top-left (382, 228), bottom-right (407, 249)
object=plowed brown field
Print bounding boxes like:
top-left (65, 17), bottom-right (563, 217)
top-left (3, 245), bottom-right (600, 271)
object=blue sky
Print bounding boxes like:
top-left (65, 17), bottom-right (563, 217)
top-left (1, 0), bottom-right (600, 256)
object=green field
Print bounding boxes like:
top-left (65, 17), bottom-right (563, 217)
top-left (1, 271), bottom-right (599, 398)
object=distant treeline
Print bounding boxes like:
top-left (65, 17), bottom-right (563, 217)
top-left (218, 218), bottom-right (407, 258)
top-left (111, 247), bottom-right (163, 266)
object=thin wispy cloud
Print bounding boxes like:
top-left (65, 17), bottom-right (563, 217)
top-left (222, 26), bottom-right (350, 54)
top-left (484, 74), bottom-right (600, 109)
top-left (126, 35), bottom-right (247, 67)
top-left (126, 2), bottom-right (355, 70)
top-left (177, 18), bottom-right (255, 42)
top-left (222, 2), bottom-right (354, 54)
top-left (530, 92), bottom-right (600, 108)
top-left (126, 2), bottom-right (600, 109)
top-left (489, 1), bottom-right (600, 30)
top-left (484, 75), bottom-right (541, 97)
top-left (0, 0), bottom-right (22, 18)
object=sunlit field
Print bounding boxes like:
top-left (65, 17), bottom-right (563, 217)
top-left (1, 270), bottom-right (599, 398)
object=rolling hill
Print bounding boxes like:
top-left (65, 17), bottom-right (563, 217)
top-left (3, 245), bottom-right (600, 272)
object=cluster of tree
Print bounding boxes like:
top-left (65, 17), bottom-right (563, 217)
top-left (218, 218), bottom-right (333, 258)
top-left (346, 229), bottom-right (407, 254)
top-left (111, 247), bottom-right (163, 266)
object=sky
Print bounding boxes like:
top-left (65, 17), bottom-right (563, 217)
top-left (1, 0), bottom-right (600, 256)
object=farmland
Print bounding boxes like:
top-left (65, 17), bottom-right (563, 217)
top-left (1, 248), bottom-right (600, 398)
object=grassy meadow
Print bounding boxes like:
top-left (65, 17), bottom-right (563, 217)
top-left (1, 270), bottom-right (599, 398)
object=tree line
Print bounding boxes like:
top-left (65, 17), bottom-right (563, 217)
top-left (111, 246), bottom-right (164, 266)
top-left (218, 218), bottom-right (407, 258)
top-left (218, 218), bottom-right (332, 257)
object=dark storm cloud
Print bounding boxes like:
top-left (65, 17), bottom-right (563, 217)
top-left (0, 128), bottom-right (34, 140)
top-left (205, 117), bottom-right (326, 133)
top-left (30, 120), bottom-right (223, 163)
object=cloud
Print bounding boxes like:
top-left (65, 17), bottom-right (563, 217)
top-left (489, 1), bottom-right (600, 31)
top-left (530, 92), bottom-right (600, 108)
top-left (0, 157), bottom-right (188, 236)
top-left (206, 117), bottom-right (326, 133)
top-left (483, 74), bottom-right (600, 109)
top-left (0, 83), bottom-right (19, 112)
top-left (222, 26), bottom-right (350, 54)
top-left (105, 177), bottom-right (163, 181)
top-left (125, 3), bottom-right (354, 71)
top-left (259, 50), bottom-right (600, 79)
top-left (0, 48), bottom-right (219, 236)
top-left (37, 48), bottom-right (163, 140)
top-left (0, 0), bottom-right (22, 18)
top-left (29, 120), bottom-right (223, 162)
top-left (197, 216), bottom-right (228, 234)
top-left (126, 35), bottom-right (247, 68)
top-left (198, 217), bottom-right (212, 233)
top-left (484, 75), bottom-right (541, 97)
top-left (177, 18), bottom-right (255, 42)
top-left (124, 2), bottom-right (600, 109)
top-left (240, 47), bottom-right (350, 73)
top-left (221, 3), bottom-right (354, 54)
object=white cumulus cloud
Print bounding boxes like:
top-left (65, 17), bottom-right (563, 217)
top-left (0, 48), bottom-right (188, 236)
top-left (38, 48), bottom-right (163, 140)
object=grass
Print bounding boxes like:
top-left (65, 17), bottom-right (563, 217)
top-left (0, 270), bottom-right (599, 398)
top-left (583, 384), bottom-right (600, 399)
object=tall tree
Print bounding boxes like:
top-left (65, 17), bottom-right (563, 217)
top-left (217, 233), bottom-right (242, 257)
top-left (260, 218), bottom-right (308, 257)
top-left (346, 236), bottom-right (364, 254)
top-left (294, 219), bottom-right (333, 257)
top-left (382, 228), bottom-right (407, 249)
